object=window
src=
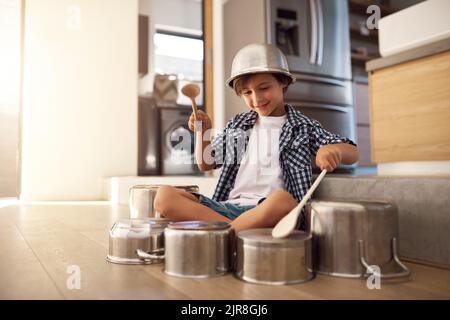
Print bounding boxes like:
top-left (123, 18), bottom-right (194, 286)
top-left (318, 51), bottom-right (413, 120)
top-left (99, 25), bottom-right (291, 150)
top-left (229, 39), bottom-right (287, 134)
top-left (154, 31), bottom-right (204, 82)
top-left (153, 30), bottom-right (204, 106)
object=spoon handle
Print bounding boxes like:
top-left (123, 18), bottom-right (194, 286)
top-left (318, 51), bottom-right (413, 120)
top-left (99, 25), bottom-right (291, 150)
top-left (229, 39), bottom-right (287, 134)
top-left (298, 169), bottom-right (327, 208)
top-left (191, 98), bottom-right (198, 121)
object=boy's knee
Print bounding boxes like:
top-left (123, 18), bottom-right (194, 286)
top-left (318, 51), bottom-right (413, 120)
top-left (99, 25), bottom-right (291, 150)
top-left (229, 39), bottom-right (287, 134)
top-left (256, 190), bottom-right (297, 225)
top-left (153, 186), bottom-right (178, 214)
top-left (269, 190), bottom-right (297, 212)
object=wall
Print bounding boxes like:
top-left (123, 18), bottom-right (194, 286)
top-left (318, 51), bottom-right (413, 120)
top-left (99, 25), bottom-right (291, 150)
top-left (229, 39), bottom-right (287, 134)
top-left (223, 0), bottom-right (266, 123)
top-left (21, 0), bottom-right (138, 200)
top-left (0, 0), bottom-right (21, 198)
top-left (213, 0), bottom-right (225, 131)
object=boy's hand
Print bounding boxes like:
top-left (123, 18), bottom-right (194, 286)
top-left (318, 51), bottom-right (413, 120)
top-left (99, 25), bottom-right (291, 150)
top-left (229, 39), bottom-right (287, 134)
top-left (315, 144), bottom-right (343, 172)
top-left (188, 109), bottom-right (212, 132)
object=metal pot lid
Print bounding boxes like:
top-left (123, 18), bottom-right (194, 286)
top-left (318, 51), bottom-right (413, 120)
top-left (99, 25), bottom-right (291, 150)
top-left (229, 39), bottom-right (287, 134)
top-left (310, 199), bottom-right (393, 208)
top-left (106, 253), bottom-right (163, 265)
top-left (168, 221), bottom-right (230, 230)
top-left (130, 184), bottom-right (199, 191)
top-left (238, 228), bottom-right (311, 247)
top-left (114, 218), bottom-right (169, 231)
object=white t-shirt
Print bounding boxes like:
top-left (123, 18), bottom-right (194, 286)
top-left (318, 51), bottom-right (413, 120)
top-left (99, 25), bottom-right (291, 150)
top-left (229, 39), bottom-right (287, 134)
top-left (226, 114), bottom-right (287, 206)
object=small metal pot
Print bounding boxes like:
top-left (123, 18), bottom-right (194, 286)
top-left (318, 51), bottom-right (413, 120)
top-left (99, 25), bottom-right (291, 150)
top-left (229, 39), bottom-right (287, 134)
top-left (306, 200), bottom-right (410, 279)
top-left (164, 221), bottom-right (233, 278)
top-left (129, 185), bottom-right (199, 219)
top-left (235, 228), bottom-right (314, 285)
top-left (106, 218), bottom-right (170, 265)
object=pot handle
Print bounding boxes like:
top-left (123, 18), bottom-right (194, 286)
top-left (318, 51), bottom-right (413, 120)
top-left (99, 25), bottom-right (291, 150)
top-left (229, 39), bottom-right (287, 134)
top-left (308, 207), bottom-right (316, 237)
top-left (136, 248), bottom-right (165, 263)
top-left (358, 238), bottom-right (410, 279)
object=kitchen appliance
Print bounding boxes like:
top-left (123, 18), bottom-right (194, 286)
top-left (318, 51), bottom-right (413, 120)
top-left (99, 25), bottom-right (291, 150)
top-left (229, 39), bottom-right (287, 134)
top-left (159, 106), bottom-right (204, 175)
top-left (129, 184), bottom-right (199, 219)
top-left (138, 96), bottom-right (161, 175)
top-left (106, 218), bottom-right (171, 265)
top-left (235, 228), bottom-right (314, 285)
top-left (267, 0), bottom-right (356, 172)
top-left (305, 200), bottom-right (410, 278)
top-left (164, 221), bottom-right (233, 278)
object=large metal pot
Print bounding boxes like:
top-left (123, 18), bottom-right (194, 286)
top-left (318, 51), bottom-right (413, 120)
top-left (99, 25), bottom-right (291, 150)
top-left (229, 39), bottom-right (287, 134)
top-left (235, 228), bottom-right (314, 285)
top-left (129, 185), bottom-right (199, 219)
top-left (306, 200), bottom-right (410, 279)
top-left (106, 218), bottom-right (170, 265)
top-left (164, 221), bottom-right (233, 278)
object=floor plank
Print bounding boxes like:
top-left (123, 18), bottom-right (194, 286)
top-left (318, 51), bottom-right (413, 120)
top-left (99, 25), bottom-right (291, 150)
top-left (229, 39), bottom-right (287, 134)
top-left (0, 224), bottom-right (63, 299)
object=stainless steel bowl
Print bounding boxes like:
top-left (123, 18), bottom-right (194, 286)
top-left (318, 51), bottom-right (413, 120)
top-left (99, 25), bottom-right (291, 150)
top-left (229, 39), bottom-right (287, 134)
top-left (106, 218), bottom-right (171, 265)
top-left (129, 185), bottom-right (199, 219)
top-left (306, 200), bottom-right (410, 279)
top-left (164, 221), bottom-right (233, 278)
top-left (235, 228), bottom-right (314, 285)
top-left (226, 43), bottom-right (296, 88)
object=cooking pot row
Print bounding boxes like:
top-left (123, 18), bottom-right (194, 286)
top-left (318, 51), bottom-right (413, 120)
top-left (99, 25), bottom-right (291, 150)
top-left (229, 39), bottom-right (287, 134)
top-left (106, 219), bottom-right (313, 284)
top-left (109, 191), bottom-right (411, 284)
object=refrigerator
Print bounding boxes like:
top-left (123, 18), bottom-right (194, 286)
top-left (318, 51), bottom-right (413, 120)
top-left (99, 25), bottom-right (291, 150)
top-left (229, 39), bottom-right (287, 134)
top-left (266, 0), bottom-right (356, 171)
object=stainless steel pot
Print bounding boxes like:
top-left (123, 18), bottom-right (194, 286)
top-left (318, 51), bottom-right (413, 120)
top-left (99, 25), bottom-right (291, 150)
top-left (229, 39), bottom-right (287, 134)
top-left (306, 200), bottom-right (410, 279)
top-left (235, 228), bottom-right (314, 285)
top-left (129, 185), bottom-right (199, 219)
top-left (164, 221), bottom-right (233, 278)
top-left (106, 218), bottom-right (170, 265)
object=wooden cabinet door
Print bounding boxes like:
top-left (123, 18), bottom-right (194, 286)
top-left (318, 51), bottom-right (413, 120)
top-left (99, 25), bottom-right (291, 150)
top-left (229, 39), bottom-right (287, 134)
top-left (369, 51), bottom-right (450, 163)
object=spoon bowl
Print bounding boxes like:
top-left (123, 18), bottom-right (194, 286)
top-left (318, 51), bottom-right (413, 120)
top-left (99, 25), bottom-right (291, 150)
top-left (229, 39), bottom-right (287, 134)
top-left (272, 169), bottom-right (327, 238)
top-left (181, 83), bottom-right (200, 98)
top-left (181, 83), bottom-right (200, 120)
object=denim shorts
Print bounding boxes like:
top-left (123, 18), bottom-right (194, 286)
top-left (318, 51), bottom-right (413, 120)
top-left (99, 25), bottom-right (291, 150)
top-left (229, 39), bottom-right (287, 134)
top-left (193, 193), bottom-right (260, 220)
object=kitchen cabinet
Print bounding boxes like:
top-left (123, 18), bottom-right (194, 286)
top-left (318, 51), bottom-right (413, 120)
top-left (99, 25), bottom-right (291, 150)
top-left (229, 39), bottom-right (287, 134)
top-left (348, 0), bottom-right (398, 81)
top-left (353, 81), bottom-right (375, 167)
top-left (368, 48), bottom-right (450, 163)
top-left (138, 15), bottom-right (149, 76)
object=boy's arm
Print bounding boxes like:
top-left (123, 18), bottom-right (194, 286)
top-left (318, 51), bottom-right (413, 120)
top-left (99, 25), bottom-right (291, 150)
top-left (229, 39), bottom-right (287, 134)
top-left (316, 143), bottom-right (359, 172)
top-left (307, 118), bottom-right (359, 172)
top-left (189, 110), bottom-right (216, 171)
top-left (196, 131), bottom-right (215, 172)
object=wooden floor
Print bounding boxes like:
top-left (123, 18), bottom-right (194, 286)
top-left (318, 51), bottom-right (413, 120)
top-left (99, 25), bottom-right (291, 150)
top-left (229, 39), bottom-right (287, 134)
top-left (1, 201), bottom-right (449, 300)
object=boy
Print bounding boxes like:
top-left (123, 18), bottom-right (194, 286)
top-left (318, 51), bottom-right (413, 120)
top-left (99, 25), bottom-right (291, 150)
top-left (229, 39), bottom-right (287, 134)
top-left (154, 43), bottom-right (358, 233)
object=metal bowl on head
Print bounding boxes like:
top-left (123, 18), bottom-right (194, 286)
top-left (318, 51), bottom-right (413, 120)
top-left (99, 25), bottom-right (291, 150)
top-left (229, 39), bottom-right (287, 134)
top-left (226, 43), bottom-right (296, 88)
top-left (235, 228), bottom-right (314, 285)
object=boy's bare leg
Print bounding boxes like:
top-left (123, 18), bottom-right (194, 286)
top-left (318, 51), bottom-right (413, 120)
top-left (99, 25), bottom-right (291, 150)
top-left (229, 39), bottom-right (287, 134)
top-left (230, 190), bottom-right (298, 234)
top-left (154, 186), bottom-right (231, 222)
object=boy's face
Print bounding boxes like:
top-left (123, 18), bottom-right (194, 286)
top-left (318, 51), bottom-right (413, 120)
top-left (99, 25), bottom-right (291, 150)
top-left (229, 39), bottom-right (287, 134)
top-left (239, 73), bottom-right (286, 117)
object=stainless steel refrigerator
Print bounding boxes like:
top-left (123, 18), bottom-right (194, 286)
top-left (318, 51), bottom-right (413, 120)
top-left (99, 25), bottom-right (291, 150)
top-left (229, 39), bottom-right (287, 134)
top-left (266, 0), bottom-right (356, 171)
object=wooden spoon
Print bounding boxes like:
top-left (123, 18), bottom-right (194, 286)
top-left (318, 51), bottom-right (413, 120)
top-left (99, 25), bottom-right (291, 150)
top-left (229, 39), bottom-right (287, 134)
top-left (272, 169), bottom-right (327, 238)
top-left (181, 83), bottom-right (200, 120)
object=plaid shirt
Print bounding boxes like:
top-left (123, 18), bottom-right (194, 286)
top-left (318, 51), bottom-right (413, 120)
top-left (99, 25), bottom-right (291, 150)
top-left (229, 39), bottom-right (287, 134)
top-left (209, 104), bottom-right (356, 227)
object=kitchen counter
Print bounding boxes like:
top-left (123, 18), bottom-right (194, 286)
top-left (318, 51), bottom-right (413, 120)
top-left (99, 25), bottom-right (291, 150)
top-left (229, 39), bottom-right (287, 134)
top-left (1, 201), bottom-right (449, 300)
top-left (366, 38), bottom-right (450, 71)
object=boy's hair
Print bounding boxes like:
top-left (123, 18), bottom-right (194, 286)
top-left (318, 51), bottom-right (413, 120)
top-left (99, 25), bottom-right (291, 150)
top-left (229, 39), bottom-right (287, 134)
top-left (232, 72), bottom-right (291, 96)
